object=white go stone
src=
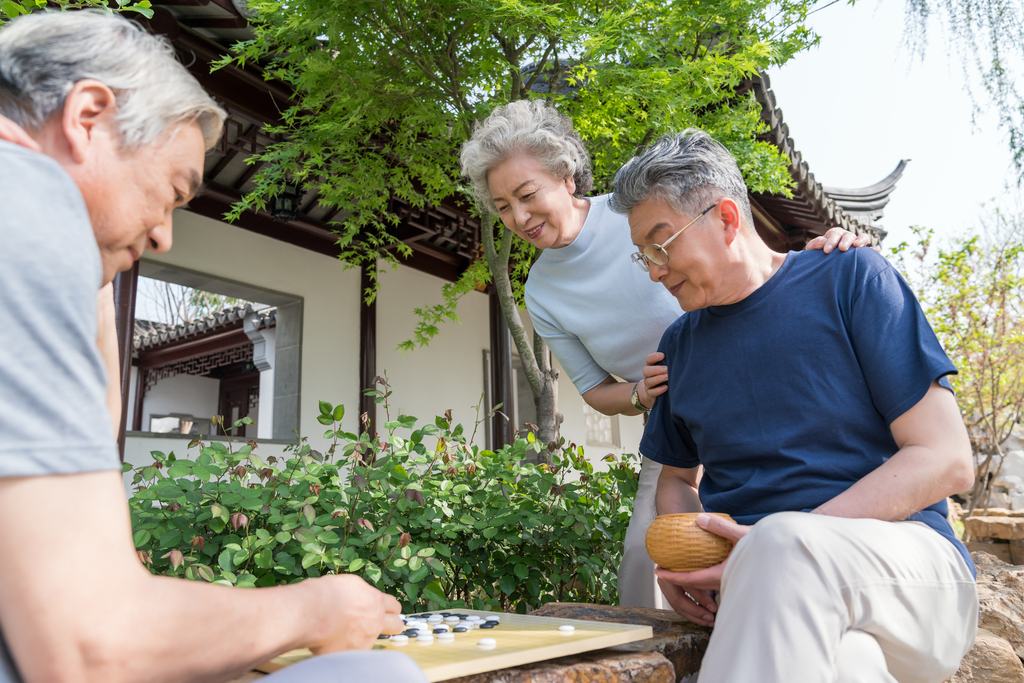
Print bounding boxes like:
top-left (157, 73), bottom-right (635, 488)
top-left (437, 632), bottom-right (455, 642)
top-left (477, 637), bottom-right (497, 647)
top-left (427, 615), bottom-right (443, 623)
top-left (558, 625), bottom-right (575, 633)
top-left (445, 616), bottom-right (460, 623)
top-left (485, 615), bottom-right (500, 622)
top-left (390, 635), bottom-right (409, 645)
top-left (416, 634), bottom-right (434, 643)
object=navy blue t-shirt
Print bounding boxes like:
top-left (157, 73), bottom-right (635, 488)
top-left (641, 248), bottom-right (974, 576)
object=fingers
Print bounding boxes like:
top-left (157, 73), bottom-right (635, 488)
top-left (805, 235), bottom-right (826, 252)
top-left (645, 351), bottom-right (665, 365)
top-left (657, 577), bottom-right (716, 627)
top-left (851, 233), bottom-right (871, 248)
top-left (696, 513), bottom-right (750, 543)
top-left (656, 564), bottom-right (725, 591)
top-left (380, 593), bottom-right (404, 634)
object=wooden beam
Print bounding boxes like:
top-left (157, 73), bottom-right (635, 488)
top-left (359, 264), bottom-right (377, 437)
top-left (489, 290), bottom-right (515, 449)
top-left (113, 262), bottom-right (139, 461)
top-left (132, 367), bottom-right (146, 432)
top-left (137, 328), bottom-right (250, 369)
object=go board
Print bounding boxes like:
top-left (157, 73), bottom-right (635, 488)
top-left (256, 609), bottom-right (653, 682)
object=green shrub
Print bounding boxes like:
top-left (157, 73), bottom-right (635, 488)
top-left (126, 384), bottom-right (639, 613)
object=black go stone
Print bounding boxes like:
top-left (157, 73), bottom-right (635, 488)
top-left (480, 623), bottom-right (496, 629)
top-left (453, 626), bottom-right (468, 633)
top-left (377, 634), bottom-right (390, 640)
top-left (433, 627), bottom-right (447, 634)
top-left (403, 629), bottom-right (419, 637)
top-left (420, 614), bottom-right (433, 618)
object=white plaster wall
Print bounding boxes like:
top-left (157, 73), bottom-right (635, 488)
top-left (375, 265), bottom-right (491, 439)
top-left (139, 373), bottom-right (220, 431)
top-left (146, 209), bottom-right (363, 443)
top-left (517, 308), bottom-right (646, 469)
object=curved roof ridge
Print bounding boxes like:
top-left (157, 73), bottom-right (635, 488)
top-left (822, 159), bottom-right (910, 202)
top-left (750, 72), bottom-right (903, 244)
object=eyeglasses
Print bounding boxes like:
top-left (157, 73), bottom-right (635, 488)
top-left (631, 204), bottom-right (717, 271)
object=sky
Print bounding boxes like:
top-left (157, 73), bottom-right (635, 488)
top-left (765, 0), bottom-right (1018, 252)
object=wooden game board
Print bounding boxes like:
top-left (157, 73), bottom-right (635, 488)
top-left (255, 609), bottom-right (653, 682)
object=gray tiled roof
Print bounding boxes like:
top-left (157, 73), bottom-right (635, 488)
top-left (133, 304), bottom-right (276, 352)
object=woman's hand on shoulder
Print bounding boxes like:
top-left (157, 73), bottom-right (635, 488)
top-left (639, 351), bottom-right (668, 409)
top-left (805, 227), bottom-right (879, 254)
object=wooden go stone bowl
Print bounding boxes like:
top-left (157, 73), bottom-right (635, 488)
top-left (645, 513), bottom-right (734, 573)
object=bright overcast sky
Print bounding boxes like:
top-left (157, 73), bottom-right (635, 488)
top-left (765, 0), bottom-right (1017, 252)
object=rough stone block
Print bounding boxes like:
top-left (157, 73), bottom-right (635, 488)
top-left (973, 552), bottom-right (1024, 660)
top-left (969, 540), bottom-right (1014, 565)
top-left (945, 629), bottom-right (1024, 683)
top-left (530, 603), bottom-right (711, 680)
top-left (966, 517), bottom-right (1024, 541)
top-left (444, 650), bottom-right (675, 683)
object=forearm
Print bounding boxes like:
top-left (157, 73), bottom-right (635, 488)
top-left (815, 383), bottom-right (974, 521)
top-left (655, 468), bottom-right (703, 515)
top-left (583, 377), bottom-right (643, 416)
top-left (814, 444), bottom-right (970, 521)
top-left (0, 473), bottom-right (335, 683)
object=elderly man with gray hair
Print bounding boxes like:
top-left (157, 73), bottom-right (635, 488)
top-left (612, 130), bottom-right (979, 682)
top-left (0, 11), bottom-right (424, 683)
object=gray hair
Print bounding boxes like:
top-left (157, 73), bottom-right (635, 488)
top-left (460, 99), bottom-right (592, 215)
top-left (610, 129), bottom-right (754, 227)
top-left (0, 11), bottom-right (225, 150)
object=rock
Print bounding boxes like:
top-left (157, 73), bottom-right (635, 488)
top-left (530, 603), bottom-right (711, 680)
top-left (975, 509), bottom-right (1024, 519)
top-left (966, 517), bottom-right (1024, 541)
top-left (945, 629), bottom-right (1024, 683)
top-left (969, 541), bottom-right (1014, 565)
top-left (973, 552), bottom-right (1024, 660)
top-left (444, 651), bottom-right (675, 683)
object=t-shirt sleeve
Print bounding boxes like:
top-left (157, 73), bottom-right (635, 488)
top-left (526, 296), bottom-right (611, 395)
top-left (848, 251), bottom-right (957, 425)
top-left (0, 143), bottom-right (119, 477)
top-left (638, 327), bottom-right (700, 468)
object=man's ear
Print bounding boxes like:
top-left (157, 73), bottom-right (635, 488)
top-left (60, 79), bottom-right (118, 164)
top-left (719, 199), bottom-right (742, 247)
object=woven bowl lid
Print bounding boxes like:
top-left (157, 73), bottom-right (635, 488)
top-left (645, 512), bottom-right (734, 573)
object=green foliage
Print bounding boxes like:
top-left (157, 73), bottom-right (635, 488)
top-left (218, 0), bottom-right (819, 341)
top-left (903, 0), bottom-right (1024, 180)
top-left (0, 0), bottom-right (152, 22)
top-left (126, 382), bottom-right (639, 612)
top-left (891, 215), bottom-right (1024, 511)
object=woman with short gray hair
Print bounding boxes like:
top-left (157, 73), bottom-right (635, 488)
top-left (460, 99), bottom-right (870, 609)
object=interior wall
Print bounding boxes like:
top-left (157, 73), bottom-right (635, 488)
top-left (140, 373), bottom-right (220, 431)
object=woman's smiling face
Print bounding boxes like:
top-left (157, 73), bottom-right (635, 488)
top-left (487, 152), bottom-right (581, 250)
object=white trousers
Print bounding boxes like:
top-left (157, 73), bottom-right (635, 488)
top-left (618, 457), bottom-right (667, 609)
top-left (696, 512), bottom-right (978, 683)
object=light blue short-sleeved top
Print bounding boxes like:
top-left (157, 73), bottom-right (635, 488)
top-left (524, 194), bottom-right (684, 393)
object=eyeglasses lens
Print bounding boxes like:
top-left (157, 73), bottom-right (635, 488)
top-left (631, 252), bottom-right (649, 272)
top-left (643, 245), bottom-right (669, 267)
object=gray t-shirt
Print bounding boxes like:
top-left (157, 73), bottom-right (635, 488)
top-left (0, 140), bottom-right (120, 682)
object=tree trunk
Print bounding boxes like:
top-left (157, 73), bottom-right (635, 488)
top-left (481, 220), bottom-right (560, 459)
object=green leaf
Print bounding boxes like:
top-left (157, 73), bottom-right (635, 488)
top-left (317, 530), bottom-right (340, 544)
top-left (333, 405), bottom-right (345, 422)
top-left (218, 549), bottom-right (234, 572)
top-left (499, 575), bottom-right (517, 595)
top-left (158, 529), bottom-right (182, 548)
top-left (514, 563), bottom-right (529, 579)
top-left (317, 414), bottom-right (335, 425)
top-left (422, 580), bottom-right (446, 604)
top-left (319, 401), bottom-right (333, 416)
top-left (133, 529), bottom-right (152, 548)
top-left (275, 531), bottom-right (292, 544)
top-left (293, 528), bottom-right (317, 544)
top-left (302, 504), bottom-right (316, 526)
top-left (349, 557), bottom-right (366, 572)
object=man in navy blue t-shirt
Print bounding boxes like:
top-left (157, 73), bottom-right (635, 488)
top-left (610, 131), bottom-right (978, 683)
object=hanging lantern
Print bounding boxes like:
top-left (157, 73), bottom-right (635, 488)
top-left (270, 182), bottom-right (301, 222)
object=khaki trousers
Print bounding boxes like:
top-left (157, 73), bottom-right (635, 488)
top-left (618, 456), bottom-right (667, 609)
top-left (696, 512), bottom-right (978, 683)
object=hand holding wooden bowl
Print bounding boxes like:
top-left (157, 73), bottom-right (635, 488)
top-left (645, 513), bottom-right (735, 573)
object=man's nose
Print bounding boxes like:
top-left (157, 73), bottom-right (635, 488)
top-left (147, 218), bottom-right (173, 255)
top-left (648, 260), bottom-right (669, 283)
